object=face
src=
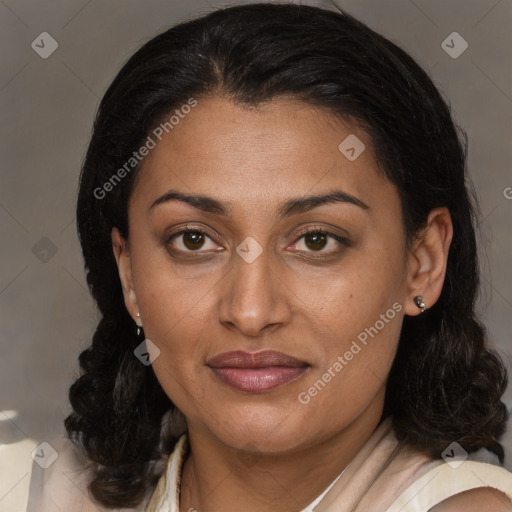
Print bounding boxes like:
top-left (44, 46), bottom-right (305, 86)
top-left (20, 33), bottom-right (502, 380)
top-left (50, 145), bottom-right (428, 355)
top-left (112, 96), bottom-right (431, 454)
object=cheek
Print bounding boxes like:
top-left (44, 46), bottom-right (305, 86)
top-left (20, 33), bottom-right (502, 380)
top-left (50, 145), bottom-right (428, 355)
top-left (294, 295), bottom-right (403, 430)
top-left (139, 279), bottom-right (212, 356)
top-left (131, 251), bottom-right (221, 375)
top-left (300, 242), bottom-right (405, 341)
top-left (293, 244), bottom-right (406, 404)
top-left (141, 275), bottom-right (216, 416)
top-left (132, 229), bottom-right (217, 317)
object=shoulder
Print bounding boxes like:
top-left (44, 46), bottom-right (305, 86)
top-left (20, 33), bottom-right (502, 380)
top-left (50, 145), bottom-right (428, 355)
top-left (25, 436), bottom-right (102, 512)
top-left (25, 436), bottom-right (162, 512)
top-left (26, 436), bottom-right (146, 511)
top-left (0, 437), bottom-right (38, 512)
top-left (388, 460), bottom-right (512, 512)
top-left (429, 487), bottom-right (512, 511)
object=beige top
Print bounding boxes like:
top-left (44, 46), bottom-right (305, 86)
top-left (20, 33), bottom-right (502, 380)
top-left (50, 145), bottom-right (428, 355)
top-left (11, 416), bottom-right (512, 512)
top-left (145, 417), bottom-right (512, 512)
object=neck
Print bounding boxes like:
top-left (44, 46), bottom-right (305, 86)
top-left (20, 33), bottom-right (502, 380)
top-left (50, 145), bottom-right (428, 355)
top-left (179, 389), bottom-right (385, 512)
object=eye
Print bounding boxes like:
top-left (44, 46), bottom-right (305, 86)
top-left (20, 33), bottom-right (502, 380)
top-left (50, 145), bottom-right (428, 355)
top-left (292, 228), bottom-right (350, 253)
top-left (166, 229), bottom-right (221, 253)
top-left (163, 226), bottom-right (350, 257)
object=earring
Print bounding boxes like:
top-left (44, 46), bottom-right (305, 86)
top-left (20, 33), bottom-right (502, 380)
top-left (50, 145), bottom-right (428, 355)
top-left (413, 295), bottom-right (426, 314)
top-left (136, 312), bottom-right (143, 336)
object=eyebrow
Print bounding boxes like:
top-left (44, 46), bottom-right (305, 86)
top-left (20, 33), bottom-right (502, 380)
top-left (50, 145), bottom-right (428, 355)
top-left (148, 189), bottom-right (370, 218)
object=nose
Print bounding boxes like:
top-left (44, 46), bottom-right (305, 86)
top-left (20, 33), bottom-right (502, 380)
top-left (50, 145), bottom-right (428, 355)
top-left (217, 247), bottom-right (292, 338)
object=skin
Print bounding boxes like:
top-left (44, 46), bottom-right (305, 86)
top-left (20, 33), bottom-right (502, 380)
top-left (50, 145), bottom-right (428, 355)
top-left (431, 488), bottom-right (512, 511)
top-left (111, 95), bottom-right (457, 511)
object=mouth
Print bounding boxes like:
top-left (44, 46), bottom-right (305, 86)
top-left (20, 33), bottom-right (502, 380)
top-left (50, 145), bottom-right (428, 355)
top-left (206, 350), bottom-right (309, 393)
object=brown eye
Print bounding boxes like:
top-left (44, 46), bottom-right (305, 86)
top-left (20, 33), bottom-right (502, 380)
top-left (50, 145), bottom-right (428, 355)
top-left (183, 231), bottom-right (205, 250)
top-left (166, 228), bottom-right (220, 254)
top-left (304, 232), bottom-right (328, 251)
top-left (293, 229), bottom-right (351, 254)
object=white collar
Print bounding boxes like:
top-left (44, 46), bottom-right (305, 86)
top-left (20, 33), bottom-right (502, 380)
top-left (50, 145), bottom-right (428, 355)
top-left (145, 434), bottom-right (347, 512)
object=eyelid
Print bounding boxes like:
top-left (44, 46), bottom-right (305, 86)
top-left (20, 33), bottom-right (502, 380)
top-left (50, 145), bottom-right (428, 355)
top-left (291, 226), bottom-right (352, 250)
top-left (294, 225), bottom-right (350, 241)
top-left (163, 223), bottom-right (351, 257)
top-left (163, 225), bottom-right (223, 253)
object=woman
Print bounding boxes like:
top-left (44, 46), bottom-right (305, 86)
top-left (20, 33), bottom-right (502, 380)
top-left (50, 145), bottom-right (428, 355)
top-left (25, 2), bottom-right (512, 511)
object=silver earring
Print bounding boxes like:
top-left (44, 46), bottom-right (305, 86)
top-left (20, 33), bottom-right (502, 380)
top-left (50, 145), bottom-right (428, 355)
top-left (414, 295), bottom-right (426, 314)
top-left (136, 312), bottom-right (143, 336)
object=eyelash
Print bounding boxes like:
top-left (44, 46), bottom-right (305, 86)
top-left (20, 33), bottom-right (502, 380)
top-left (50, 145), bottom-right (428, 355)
top-left (163, 226), bottom-right (351, 258)
top-left (294, 227), bottom-right (351, 252)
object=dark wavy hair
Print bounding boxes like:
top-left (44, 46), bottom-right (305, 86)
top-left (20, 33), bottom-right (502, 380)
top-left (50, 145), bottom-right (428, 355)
top-left (66, 2), bottom-right (509, 508)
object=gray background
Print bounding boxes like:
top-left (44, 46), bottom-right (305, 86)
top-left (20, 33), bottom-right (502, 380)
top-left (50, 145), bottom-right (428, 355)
top-left (1, 0), bottom-right (511, 474)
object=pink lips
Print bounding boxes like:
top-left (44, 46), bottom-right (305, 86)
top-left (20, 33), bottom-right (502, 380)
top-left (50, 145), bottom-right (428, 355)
top-left (207, 350), bottom-right (309, 392)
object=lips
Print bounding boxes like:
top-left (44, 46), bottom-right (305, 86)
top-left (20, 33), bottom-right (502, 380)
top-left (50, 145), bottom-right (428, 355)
top-left (207, 350), bottom-right (309, 392)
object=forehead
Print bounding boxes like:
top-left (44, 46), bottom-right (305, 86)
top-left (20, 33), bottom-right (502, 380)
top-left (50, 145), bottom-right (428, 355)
top-left (131, 96), bottom-right (391, 212)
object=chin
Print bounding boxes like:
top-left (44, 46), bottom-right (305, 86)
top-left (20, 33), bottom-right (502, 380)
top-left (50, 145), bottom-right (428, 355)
top-left (206, 404), bottom-right (316, 453)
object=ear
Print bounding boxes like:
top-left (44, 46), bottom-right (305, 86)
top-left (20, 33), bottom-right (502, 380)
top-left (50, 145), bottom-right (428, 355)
top-left (111, 227), bottom-right (142, 328)
top-left (404, 207), bottom-right (453, 316)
